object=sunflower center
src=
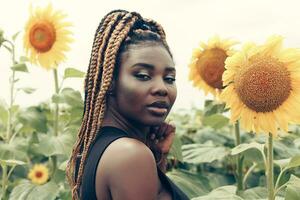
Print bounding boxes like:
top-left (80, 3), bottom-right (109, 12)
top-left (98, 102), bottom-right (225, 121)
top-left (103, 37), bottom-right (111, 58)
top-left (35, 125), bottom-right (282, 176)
top-left (234, 56), bottom-right (291, 112)
top-left (29, 20), bottom-right (56, 53)
top-left (196, 48), bottom-right (227, 89)
top-left (35, 171), bottom-right (43, 178)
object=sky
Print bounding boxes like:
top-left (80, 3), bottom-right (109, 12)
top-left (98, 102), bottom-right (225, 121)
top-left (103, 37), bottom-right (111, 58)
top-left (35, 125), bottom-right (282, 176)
top-left (1, 0), bottom-right (300, 111)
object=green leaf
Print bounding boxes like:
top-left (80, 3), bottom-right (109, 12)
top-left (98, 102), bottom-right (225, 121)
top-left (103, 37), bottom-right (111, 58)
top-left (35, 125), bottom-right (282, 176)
top-left (19, 56), bottom-right (29, 62)
top-left (0, 137), bottom-right (28, 160)
top-left (0, 99), bottom-right (8, 124)
top-left (285, 175), bottom-right (300, 200)
top-left (203, 100), bottom-right (226, 116)
top-left (192, 185), bottom-right (243, 200)
top-left (238, 187), bottom-right (268, 199)
top-left (0, 159), bottom-right (26, 166)
top-left (63, 67), bottom-right (85, 79)
top-left (167, 169), bottom-right (211, 198)
top-left (33, 133), bottom-right (76, 157)
top-left (9, 180), bottom-right (59, 200)
top-left (182, 141), bottom-right (230, 164)
top-left (231, 142), bottom-right (265, 157)
top-left (286, 155), bottom-right (300, 170)
top-left (274, 158), bottom-right (291, 170)
top-left (169, 134), bottom-right (183, 161)
top-left (202, 114), bottom-right (229, 129)
top-left (11, 63), bottom-right (29, 72)
top-left (58, 160), bottom-right (68, 171)
top-left (9, 180), bottom-right (35, 200)
top-left (17, 106), bottom-right (48, 133)
top-left (51, 88), bottom-right (83, 108)
top-left (18, 87), bottom-right (36, 94)
top-left (12, 31), bottom-right (20, 41)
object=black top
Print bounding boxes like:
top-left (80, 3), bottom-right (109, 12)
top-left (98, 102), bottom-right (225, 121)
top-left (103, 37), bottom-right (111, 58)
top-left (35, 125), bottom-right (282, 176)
top-left (79, 126), bottom-right (190, 200)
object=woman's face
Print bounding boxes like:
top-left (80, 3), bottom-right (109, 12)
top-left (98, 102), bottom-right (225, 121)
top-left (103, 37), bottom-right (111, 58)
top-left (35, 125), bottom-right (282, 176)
top-left (114, 43), bottom-right (177, 126)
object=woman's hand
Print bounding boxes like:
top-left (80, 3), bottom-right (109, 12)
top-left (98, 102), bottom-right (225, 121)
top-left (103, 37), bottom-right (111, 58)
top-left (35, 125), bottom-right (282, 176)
top-left (148, 121), bottom-right (176, 154)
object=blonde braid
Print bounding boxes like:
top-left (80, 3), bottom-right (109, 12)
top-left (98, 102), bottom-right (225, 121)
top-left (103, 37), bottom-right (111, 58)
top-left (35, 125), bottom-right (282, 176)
top-left (75, 14), bottom-right (138, 191)
top-left (83, 12), bottom-right (127, 150)
top-left (66, 11), bottom-right (131, 199)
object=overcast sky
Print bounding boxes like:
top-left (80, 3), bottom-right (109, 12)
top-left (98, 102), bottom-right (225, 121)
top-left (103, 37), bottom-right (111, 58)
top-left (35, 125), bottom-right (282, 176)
top-left (1, 0), bottom-right (300, 111)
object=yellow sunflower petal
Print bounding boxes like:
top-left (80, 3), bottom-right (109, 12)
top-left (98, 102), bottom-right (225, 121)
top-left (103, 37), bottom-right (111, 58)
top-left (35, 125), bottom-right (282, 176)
top-left (189, 36), bottom-right (237, 96)
top-left (28, 164), bottom-right (49, 185)
top-left (220, 35), bottom-right (300, 136)
top-left (23, 3), bottom-right (73, 70)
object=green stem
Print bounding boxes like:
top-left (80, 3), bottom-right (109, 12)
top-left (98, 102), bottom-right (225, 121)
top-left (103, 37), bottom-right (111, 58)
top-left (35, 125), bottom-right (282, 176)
top-left (267, 133), bottom-right (274, 200)
top-left (274, 168), bottom-right (285, 192)
top-left (52, 69), bottom-right (59, 178)
top-left (235, 121), bottom-right (243, 191)
top-left (51, 156), bottom-right (57, 176)
top-left (243, 162), bottom-right (257, 188)
top-left (5, 40), bottom-right (16, 143)
top-left (53, 69), bottom-right (59, 136)
top-left (275, 182), bottom-right (288, 195)
top-left (1, 164), bottom-right (7, 199)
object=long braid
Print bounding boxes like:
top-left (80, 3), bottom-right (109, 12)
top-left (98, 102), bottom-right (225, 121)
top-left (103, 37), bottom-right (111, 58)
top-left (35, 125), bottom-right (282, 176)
top-left (80, 12), bottom-right (127, 165)
top-left (65, 12), bottom-right (123, 193)
top-left (76, 13), bottom-right (138, 192)
top-left (66, 10), bottom-right (172, 200)
top-left (66, 11), bottom-right (129, 199)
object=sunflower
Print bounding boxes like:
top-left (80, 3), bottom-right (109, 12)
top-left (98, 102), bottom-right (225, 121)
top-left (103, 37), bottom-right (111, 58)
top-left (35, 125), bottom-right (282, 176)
top-left (23, 4), bottom-right (73, 70)
top-left (189, 36), bottom-right (237, 96)
top-left (221, 35), bottom-right (300, 135)
top-left (28, 164), bottom-right (49, 185)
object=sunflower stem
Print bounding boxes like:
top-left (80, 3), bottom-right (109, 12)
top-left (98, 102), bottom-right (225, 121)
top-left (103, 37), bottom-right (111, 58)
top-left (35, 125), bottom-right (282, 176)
top-left (1, 164), bottom-right (8, 199)
top-left (53, 68), bottom-right (59, 136)
top-left (235, 121), bottom-right (244, 191)
top-left (51, 155), bottom-right (57, 176)
top-left (267, 133), bottom-right (274, 200)
top-left (6, 40), bottom-right (16, 143)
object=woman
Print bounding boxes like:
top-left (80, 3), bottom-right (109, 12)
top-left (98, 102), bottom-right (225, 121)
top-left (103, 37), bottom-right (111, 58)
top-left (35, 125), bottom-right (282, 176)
top-left (66, 9), bottom-right (189, 200)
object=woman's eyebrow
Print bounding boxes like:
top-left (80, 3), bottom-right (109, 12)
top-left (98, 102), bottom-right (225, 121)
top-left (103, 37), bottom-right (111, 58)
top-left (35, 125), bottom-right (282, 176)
top-left (131, 63), bottom-right (154, 70)
top-left (131, 63), bottom-right (176, 72)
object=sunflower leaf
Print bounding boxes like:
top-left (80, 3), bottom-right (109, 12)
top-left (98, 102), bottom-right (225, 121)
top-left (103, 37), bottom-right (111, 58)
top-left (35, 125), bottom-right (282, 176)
top-left (192, 185), bottom-right (243, 200)
top-left (182, 141), bottom-right (230, 164)
top-left (0, 159), bottom-right (26, 166)
top-left (202, 114), bottom-right (229, 129)
top-left (231, 142), bottom-right (265, 156)
top-left (18, 87), bottom-right (36, 94)
top-left (167, 169), bottom-right (211, 198)
top-left (63, 67), bottom-right (85, 79)
top-left (11, 63), bottom-right (29, 73)
top-left (19, 56), bottom-right (30, 62)
top-left (12, 31), bottom-right (20, 41)
top-left (9, 180), bottom-right (59, 200)
top-left (285, 175), bottom-right (300, 200)
top-left (284, 155), bottom-right (300, 171)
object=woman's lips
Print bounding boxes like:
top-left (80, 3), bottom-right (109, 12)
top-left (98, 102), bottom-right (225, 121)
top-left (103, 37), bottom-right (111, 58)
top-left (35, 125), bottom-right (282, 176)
top-left (146, 106), bottom-right (168, 116)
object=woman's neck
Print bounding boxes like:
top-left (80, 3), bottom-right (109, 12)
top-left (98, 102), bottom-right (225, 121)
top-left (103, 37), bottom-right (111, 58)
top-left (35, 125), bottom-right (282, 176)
top-left (101, 98), bottom-right (150, 144)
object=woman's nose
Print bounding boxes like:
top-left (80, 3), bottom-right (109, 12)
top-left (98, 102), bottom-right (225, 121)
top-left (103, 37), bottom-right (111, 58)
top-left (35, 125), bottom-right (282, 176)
top-left (151, 78), bottom-right (168, 96)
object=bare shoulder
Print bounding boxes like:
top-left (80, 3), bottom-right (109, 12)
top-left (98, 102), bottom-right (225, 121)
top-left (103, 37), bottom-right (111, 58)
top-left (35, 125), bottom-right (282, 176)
top-left (96, 137), bottom-right (159, 200)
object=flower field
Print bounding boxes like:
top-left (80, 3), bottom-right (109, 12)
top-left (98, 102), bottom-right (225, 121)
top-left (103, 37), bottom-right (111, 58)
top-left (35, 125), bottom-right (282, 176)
top-left (1, 3), bottom-right (300, 200)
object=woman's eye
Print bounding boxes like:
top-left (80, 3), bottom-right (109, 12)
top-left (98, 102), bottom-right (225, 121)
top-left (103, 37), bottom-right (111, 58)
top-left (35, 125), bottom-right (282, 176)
top-left (135, 73), bottom-right (151, 81)
top-left (165, 77), bottom-right (176, 84)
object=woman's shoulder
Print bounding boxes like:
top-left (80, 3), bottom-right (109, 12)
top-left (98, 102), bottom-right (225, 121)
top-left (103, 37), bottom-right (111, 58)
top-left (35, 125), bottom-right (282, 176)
top-left (98, 136), bottom-right (156, 173)
top-left (95, 136), bottom-right (159, 199)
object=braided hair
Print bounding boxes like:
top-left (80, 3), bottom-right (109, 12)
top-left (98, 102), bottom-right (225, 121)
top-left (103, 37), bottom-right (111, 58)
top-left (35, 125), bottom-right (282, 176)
top-left (65, 10), bottom-right (172, 199)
